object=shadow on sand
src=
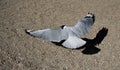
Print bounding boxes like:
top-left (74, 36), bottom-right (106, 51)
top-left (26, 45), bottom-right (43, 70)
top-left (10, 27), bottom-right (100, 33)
top-left (77, 27), bottom-right (108, 55)
top-left (52, 27), bottom-right (108, 55)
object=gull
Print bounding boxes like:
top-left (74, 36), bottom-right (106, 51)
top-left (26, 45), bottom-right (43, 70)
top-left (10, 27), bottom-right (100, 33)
top-left (25, 13), bottom-right (95, 49)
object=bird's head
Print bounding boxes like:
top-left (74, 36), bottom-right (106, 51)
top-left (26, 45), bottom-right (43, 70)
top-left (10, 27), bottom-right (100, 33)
top-left (60, 25), bottom-right (65, 29)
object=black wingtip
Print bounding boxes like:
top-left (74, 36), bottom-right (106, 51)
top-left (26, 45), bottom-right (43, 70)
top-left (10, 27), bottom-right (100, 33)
top-left (25, 29), bottom-right (30, 35)
top-left (85, 12), bottom-right (95, 22)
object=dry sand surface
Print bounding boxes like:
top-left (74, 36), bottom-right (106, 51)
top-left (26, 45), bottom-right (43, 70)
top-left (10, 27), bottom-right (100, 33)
top-left (0, 0), bottom-right (120, 70)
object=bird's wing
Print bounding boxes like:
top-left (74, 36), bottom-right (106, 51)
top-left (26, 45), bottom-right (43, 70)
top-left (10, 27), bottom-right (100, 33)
top-left (25, 28), bottom-right (68, 42)
top-left (62, 35), bottom-right (86, 49)
top-left (71, 13), bottom-right (95, 36)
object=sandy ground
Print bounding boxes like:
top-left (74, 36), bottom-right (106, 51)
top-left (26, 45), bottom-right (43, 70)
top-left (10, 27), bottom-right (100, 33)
top-left (0, 0), bottom-right (120, 70)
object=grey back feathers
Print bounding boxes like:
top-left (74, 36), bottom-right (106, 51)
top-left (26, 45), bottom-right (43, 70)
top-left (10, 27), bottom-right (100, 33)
top-left (25, 13), bottom-right (95, 49)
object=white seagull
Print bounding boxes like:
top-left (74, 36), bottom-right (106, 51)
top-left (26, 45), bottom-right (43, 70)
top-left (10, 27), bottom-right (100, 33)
top-left (25, 13), bottom-right (95, 49)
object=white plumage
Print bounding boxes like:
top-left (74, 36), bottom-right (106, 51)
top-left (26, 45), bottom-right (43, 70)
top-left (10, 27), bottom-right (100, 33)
top-left (25, 13), bottom-right (95, 49)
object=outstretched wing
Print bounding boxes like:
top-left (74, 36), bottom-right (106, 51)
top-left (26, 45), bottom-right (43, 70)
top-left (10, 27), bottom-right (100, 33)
top-left (72, 13), bottom-right (95, 36)
top-left (62, 35), bottom-right (86, 49)
top-left (25, 28), bottom-right (67, 42)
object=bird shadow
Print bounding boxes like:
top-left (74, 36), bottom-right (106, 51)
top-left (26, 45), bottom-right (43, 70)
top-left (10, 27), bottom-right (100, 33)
top-left (52, 27), bottom-right (108, 55)
top-left (76, 27), bottom-right (108, 55)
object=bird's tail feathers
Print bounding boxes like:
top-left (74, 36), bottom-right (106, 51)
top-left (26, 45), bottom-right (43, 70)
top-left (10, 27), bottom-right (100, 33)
top-left (62, 36), bottom-right (86, 49)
